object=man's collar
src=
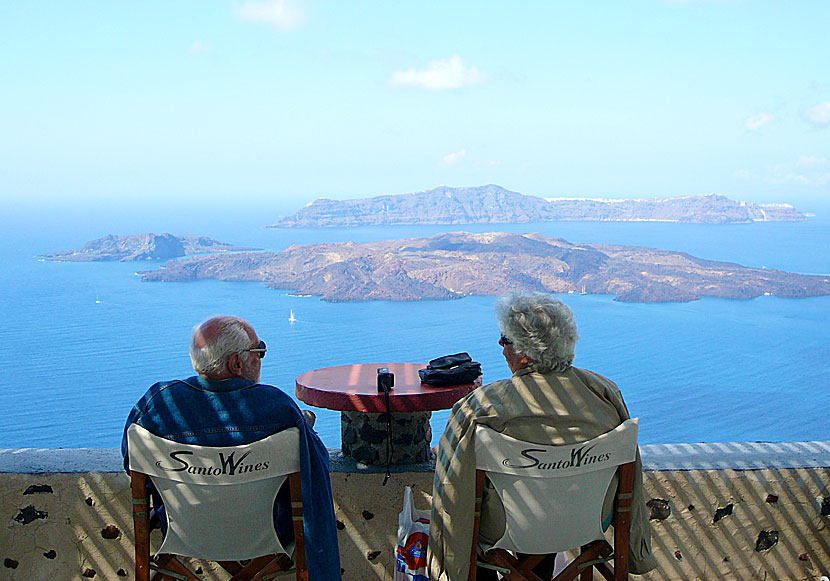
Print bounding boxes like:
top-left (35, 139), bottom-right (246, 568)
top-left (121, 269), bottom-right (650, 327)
top-left (186, 375), bottom-right (256, 392)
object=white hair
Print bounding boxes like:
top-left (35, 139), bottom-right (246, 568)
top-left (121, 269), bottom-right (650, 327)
top-left (189, 317), bottom-right (253, 375)
top-left (496, 293), bottom-right (579, 373)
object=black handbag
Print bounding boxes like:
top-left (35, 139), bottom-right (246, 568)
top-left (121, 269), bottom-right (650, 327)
top-left (419, 352), bottom-right (482, 386)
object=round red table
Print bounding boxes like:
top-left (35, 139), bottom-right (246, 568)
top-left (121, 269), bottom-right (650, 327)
top-left (296, 363), bottom-right (479, 465)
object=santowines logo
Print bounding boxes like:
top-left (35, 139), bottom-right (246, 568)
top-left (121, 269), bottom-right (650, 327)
top-left (502, 444), bottom-right (611, 470)
top-left (155, 450), bottom-right (270, 477)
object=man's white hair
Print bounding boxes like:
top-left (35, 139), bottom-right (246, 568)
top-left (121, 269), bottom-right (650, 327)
top-left (496, 293), bottom-right (579, 373)
top-left (189, 317), bottom-right (253, 375)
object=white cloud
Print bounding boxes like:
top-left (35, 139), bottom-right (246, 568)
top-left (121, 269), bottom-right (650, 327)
top-left (767, 155), bottom-right (830, 186)
top-left (744, 112), bottom-right (774, 131)
top-left (804, 102), bottom-right (830, 126)
top-left (188, 41), bottom-right (210, 54)
top-left (392, 56), bottom-right (485, 90)
top-left (441, 149), bottom-right (467, 166)
top-left (796, 155), bottom-right (830, 168)
top-left (233, 0), bottom-right (305, 31)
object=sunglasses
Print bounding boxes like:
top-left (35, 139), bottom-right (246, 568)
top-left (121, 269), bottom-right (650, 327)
top-left (499, 334), bottom-right (513, 346)
top-left (242, 340), bottom-right (267, 359)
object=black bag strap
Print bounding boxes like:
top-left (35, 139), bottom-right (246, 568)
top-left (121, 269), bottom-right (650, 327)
top-left (427, 352), bottom-right (472, 369)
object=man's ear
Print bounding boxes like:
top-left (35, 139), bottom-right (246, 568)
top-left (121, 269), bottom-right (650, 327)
top-left (227, 352), bottom-right (244, 377)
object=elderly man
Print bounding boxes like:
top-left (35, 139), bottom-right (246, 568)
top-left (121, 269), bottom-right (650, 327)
top-left (428, 294), bottom-right (657, 581)
top-left (121, 315), bottom-right (340, 580)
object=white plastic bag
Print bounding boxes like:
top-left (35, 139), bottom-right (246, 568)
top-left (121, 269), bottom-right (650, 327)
top-left (394, 486), bottom-right (430, 581)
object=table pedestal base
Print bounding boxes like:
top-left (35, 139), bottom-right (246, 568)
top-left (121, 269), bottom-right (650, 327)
top-left (341, 410), bottom-right (432, 465)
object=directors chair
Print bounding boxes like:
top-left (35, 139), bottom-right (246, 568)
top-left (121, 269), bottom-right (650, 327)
top-left (469, 418), bottom-right (639, 581)
top-left (127, 424), bottom-right (308, 580)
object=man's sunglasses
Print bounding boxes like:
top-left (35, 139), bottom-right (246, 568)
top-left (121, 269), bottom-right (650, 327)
top-left (242, 340), bottom-right (267, 359)
top-left (499, 334), bottom-right (513, 346)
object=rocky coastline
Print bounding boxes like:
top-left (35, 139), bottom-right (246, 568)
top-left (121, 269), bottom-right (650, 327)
top-left (269, 185), bottom-right (807, 227)
top-left (40, 233), bottom-right (258, 262)
top-left (138, 232), bottom-right (830, 303)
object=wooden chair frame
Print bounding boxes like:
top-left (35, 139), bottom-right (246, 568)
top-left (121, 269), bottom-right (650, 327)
top-left (470, 461), bottom-right (635, 581)
top-left (131, 470), bottom-right (308, 581)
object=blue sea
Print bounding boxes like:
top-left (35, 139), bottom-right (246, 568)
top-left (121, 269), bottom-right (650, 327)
top-left (2, 202), bottom-right (829, 450)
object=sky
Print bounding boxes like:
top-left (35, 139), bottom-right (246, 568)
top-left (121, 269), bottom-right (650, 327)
top-left (2, 0), bottom-right (829, 219)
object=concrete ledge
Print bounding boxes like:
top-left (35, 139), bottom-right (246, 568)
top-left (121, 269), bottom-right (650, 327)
top-left (640, 440), bottom-right (830, 471)
top-left (2, 443), bottom-right (830, 580)
top-left (4, 441), bottom-right (830, 474)
top-left (0, 448), bottom-right (439, 474)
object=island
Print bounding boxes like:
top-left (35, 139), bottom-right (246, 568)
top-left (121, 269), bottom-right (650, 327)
top-left (137, 232), bottom-right (830, 303)
top-left (268, 185), bottom-right (807, 227)
top-left (40, 234), bottom-right (258, 262)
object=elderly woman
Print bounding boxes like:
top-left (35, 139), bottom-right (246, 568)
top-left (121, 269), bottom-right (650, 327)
top-left (428, 293), bottom-right (657, 581)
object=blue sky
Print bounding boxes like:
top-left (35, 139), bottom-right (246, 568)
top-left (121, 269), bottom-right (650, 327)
top-left (2, 1), bottom-right (829, 217)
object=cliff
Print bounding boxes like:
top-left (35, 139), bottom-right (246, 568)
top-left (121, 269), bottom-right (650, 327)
top-left (269, 185), bottom-right (807, 227)
top-left (40, 234), bottom-right (258, 262)
top-left (138, 232), bottom-right (830, 303)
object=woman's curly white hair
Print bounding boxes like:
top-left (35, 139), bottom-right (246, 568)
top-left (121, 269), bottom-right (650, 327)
top-left (496, 293), bottom-right (579, 372)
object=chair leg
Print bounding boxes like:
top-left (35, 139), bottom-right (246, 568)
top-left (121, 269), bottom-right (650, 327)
top-left (229, 555), bottom-right (278, 580)
top-left (552, 541), bottom-right (611, 581)
top-left (580, 565), bottom-right (593, 581)
top-left (251, 555), bottom-right (294, 581)
top-left (469, 470), bottom-right (487, 581)
top-left (482, 549), bottom-right (545, 581)
top-left (218, 561), bottom-right (244, 574)
top-left (613, 462), bottom-right (634, 581)
top-left (289, 472), bottom-right (308, 581)
top-left (595, 562), bottom-right (615, 581)
top-left (152, 554), bottom-right (200, 581)
top-left (131, 472), bottom-right (152, 581)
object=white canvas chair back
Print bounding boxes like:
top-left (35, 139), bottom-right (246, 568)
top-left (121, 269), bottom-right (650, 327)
top-left (474, 418), bottom-right (639, 555)
top-left (127, 424), bottom-right (301, 561)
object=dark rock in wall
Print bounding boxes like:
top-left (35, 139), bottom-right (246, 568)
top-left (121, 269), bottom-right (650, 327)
top-left (14, 505), bottom-right (47, 525)
top-left (101, 525), bottom-right (121, 539)
top-left (647, 498), bottom-right (671, 520)
top-left (4, 558), bottom-right (19, 569)
top-left (713, 503), bottom-right (733, 523)
top-left (755, 530), bottom-right (779, 551)
top-left (820, 497), bottom-right (830, 516)
top-left (23, 484), bottom-right (53, 495)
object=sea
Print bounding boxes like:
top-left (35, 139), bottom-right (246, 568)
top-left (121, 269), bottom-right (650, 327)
top-left (2, 201), bottom-right (829, 450)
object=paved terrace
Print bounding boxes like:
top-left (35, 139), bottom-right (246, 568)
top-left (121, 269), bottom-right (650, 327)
top-left (2, 441), bottom-right (830, 580)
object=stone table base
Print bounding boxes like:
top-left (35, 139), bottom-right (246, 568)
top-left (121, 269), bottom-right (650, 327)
top-left (341, 411), bottom-right (432, 465)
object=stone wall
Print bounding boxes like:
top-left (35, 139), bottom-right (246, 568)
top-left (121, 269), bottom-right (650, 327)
top-left (2, 443), bottom-right (830, 580)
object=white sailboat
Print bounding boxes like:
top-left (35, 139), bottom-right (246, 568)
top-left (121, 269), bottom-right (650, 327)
top-left (289, 309), bottom-right (297, 323)
top-left (580, 285), bottom-right (587, 295)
